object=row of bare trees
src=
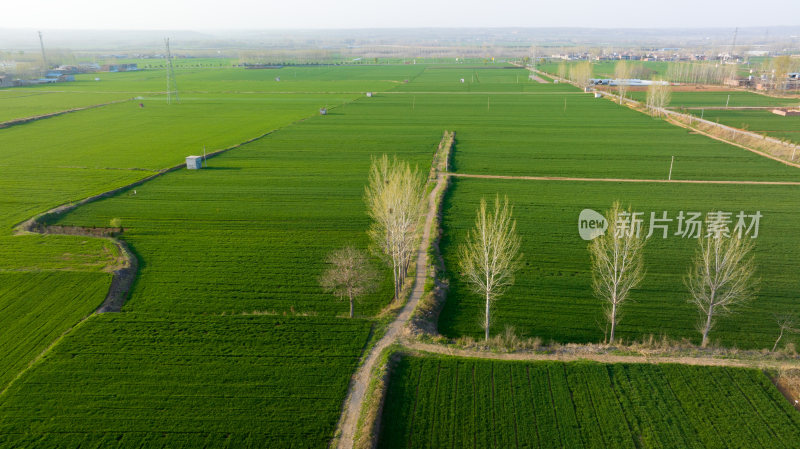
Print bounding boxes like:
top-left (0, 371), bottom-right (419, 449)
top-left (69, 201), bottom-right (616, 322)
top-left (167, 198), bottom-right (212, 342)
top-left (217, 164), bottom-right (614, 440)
top-left (319, 155), bottom-right (426, 318)
top-left (645, 81), bottom-right (672, 115)
top-left (590, 202), bottom-right (762, 348)
top-left (319, 161), bottom-right (790, 351)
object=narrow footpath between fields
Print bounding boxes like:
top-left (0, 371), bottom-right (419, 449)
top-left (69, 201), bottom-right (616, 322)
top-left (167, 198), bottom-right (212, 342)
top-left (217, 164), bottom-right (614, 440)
top-left (448, 172), bottom-right (800, 185)
top-left (335, 170), bottom-right (447, 449)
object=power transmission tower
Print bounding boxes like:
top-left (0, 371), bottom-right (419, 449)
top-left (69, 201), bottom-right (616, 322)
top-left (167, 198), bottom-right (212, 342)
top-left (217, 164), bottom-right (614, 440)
top-left (165, 38), bottom-right (179, 104)
top-left (38, 31), bottom-right (48, 75)
top-left (729, 27), bottom-right (738, 61)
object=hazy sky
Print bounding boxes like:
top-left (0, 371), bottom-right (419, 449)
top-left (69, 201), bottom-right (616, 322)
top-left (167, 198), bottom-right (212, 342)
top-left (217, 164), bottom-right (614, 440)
top-left (3, 0), bottom-right (799, 30)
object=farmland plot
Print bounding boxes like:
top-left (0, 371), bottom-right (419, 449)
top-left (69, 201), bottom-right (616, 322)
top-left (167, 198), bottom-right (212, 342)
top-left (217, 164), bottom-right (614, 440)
top-left (448, 92), bottom-right (800, 181)
top-left (0, 90), bottom-right (132, 123)
top-left (392, 66), bottom-right (575, 93)
top-left (0, 314), bottom-right (371, 448)
top-left (378, 355), bottom-right (800, 449)
top-left (629, 90), bottom-right (798, 108)
top-left (685, 108), bottom-right (800, 145)
top-left (49, 65), bottom-right (427, 94)
top-left (0, 90), bottom-right (355, 395)
top-left (0, 272), bottom-right (109, 390)
top-left (439, 177), bottom-right (800, 349)
top-left (52, 94), bottom-right (448, 315)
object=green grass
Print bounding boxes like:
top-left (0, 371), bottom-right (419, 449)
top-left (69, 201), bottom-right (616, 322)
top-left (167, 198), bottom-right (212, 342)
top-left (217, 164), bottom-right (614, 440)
top-left (686, 108), bottom-right (800, 145)
top-left (629, 90), bottom-right (799, 108)
top-left (39, 65), bottom-right (427, 94)
top-left (0, 271), bottom-right (109, 391)
top-left (0, 84), bottom-right (356, 403)
top-left (448, 92), bottom-right (800, 181)
top-left (378, 355), bottom-right (800, 449)
top-left (0, 314), bottom-right (371, 448)
top-left (52, 94), bottom-right (445, 316)
top-left (538, 60), bottom-right (671, 80)
top-left (0, 90), bottom-right (133, 123)
top-left (0, 93), bottom-right (355, 172)
top-left (392, 66), bottom-right (575, 93)
top-left (439, 177), bottom-right (800, 349)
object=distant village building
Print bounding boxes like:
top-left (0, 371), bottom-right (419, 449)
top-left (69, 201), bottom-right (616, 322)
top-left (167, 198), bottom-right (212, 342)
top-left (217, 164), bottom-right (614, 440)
top-left (0, 74), bottom-right (12, 87)
top-left (100, 63), bottom-right (138, 72)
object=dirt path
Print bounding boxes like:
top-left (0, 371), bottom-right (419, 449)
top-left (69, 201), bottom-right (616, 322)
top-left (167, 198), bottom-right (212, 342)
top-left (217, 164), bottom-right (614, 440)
top-left (528, 74), bottom-right (549, 84)
top-left (448, 172), bottom-right (800, 186)
top-left (334, 173), bottom-right (446, 449)
top-left (402, 340), bottom-right (800, 371)
top-left (0, 98), bottom-right (132, 129)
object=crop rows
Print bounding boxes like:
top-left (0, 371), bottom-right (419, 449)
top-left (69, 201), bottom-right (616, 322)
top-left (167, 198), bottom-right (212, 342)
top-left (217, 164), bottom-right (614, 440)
top-left (628, 90), bottom-right (798, 108)
top-left (0, 271), bottom-right (110, 390)
top-left (684, 108), bottom-right (800, 145)
top-left (378, 355), bottom-right (800, 448)
top-left (0, 90), bottom-right (132, 123)
top-left (0, 314), bottom-right (371, 448)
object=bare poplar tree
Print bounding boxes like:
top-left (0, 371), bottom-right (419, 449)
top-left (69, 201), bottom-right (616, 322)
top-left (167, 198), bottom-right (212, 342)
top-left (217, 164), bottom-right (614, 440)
top-left (646, 80), bottom-right (671, 116)
top-left (364, 155), bottom-right (426, 302)
top-left (557, 61), bottom-right (567, 81)
top-left (772, 313), bottom-right (799, 352)
top-left (458, 196), bottom-right (522, 342)
top-left (570, 61), bottom-right (593, 89)
top-left (614, 60), bottom-right (631, 104)
top-left (319, 246), bottom-right (378, 318)
top-left (685, 232), bottom-right (758, 348)
top-left (589, 201), bottom-right (646, 344)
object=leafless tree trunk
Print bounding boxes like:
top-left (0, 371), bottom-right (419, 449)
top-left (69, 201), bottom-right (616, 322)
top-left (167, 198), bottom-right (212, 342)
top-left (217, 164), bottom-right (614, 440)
top-left (685, 233), bottom-right (758, 348)
top-left (772, 314), bottom-right (799, 352)
top-left (458, 196), bottom-right (522, 342)
top-left (646, 80), bottom-right (671, 116)
top-left (614, 61), bottom-right (630, 105)
top-left (588, 201), bottom-right (646, 344)
top-left (570, 61), bottom-right (593, 89)
top-left (319, 246), bottom-right (379, 318)
top-left (364, 155), bottom-right (426, 302)
top-left (557, 61), bottom-right (567, 81)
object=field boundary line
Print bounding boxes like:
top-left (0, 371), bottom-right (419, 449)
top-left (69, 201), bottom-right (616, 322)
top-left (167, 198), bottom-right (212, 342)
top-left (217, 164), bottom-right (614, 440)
top-left (0, 98), bottom-right (133, 130)
top-left (334, 141), bottom-right (450, 449)
top-left (448, 172), bottom-right (800, 186)
top-left (399, 341), bottom-right (800, 371)
top-left (0, 311), bottom-right (96, 398)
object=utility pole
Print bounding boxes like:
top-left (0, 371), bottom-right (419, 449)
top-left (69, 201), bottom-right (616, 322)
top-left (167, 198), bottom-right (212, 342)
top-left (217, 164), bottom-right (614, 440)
top-left (165, 38), bottom-right (179, 105)
top-left (38, 31), bottom-right (48, 75)
top-left (668, 156), bottom-right (675, 181)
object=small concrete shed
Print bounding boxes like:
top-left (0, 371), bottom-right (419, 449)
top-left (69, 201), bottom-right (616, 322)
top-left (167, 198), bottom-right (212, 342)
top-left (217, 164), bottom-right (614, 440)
top-left (186, 156), bottom-right (203, 169)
